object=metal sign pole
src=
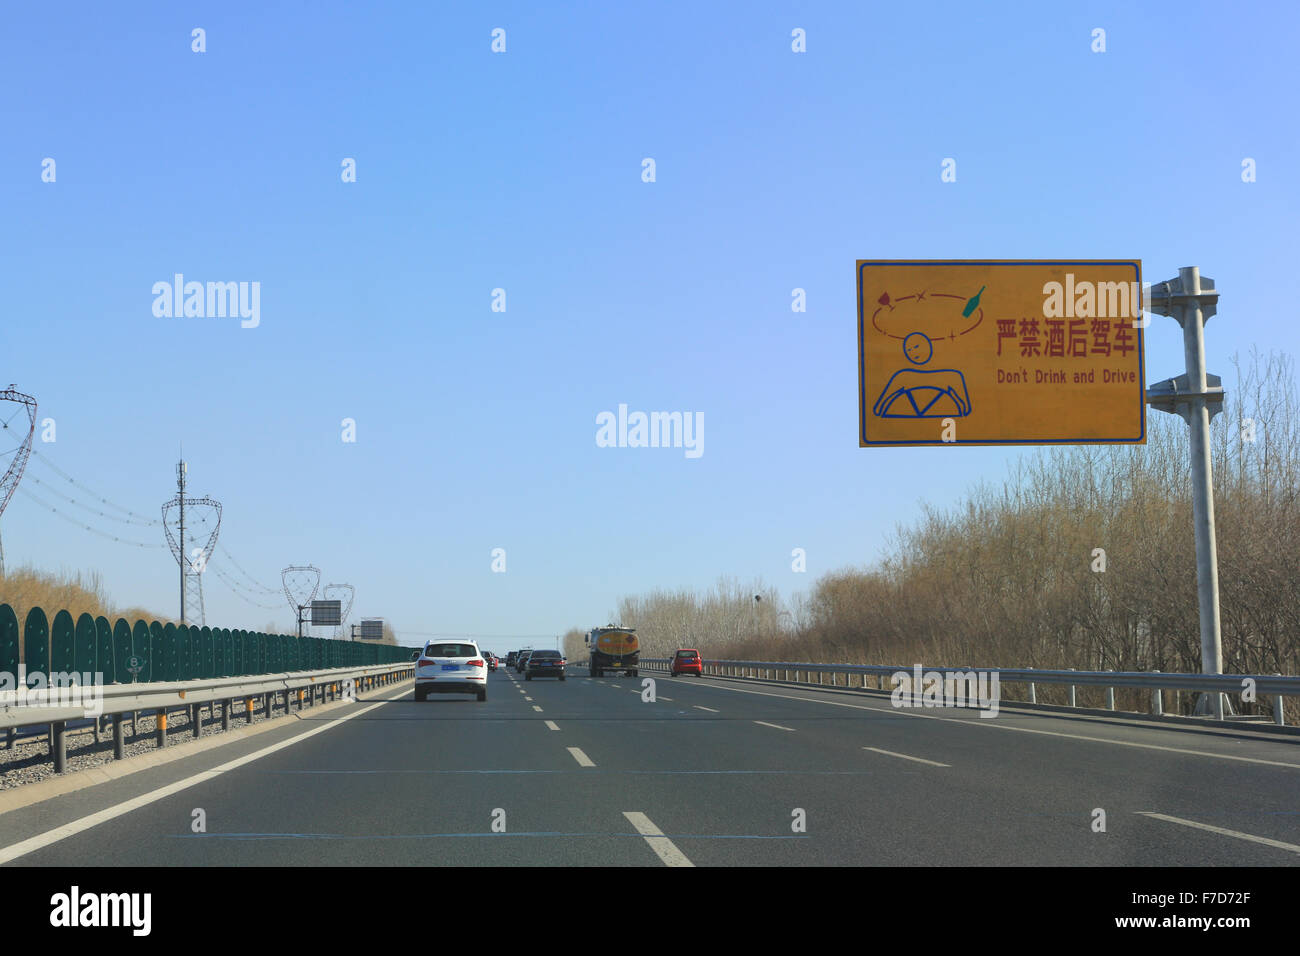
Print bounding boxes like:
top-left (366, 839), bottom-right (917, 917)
top-left (178, 460), bottom-right (186, 624)
top-left (1146, 266), bottom-right (1228, 719)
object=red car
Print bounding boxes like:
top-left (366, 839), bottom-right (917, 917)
top-left (669, 648), bottom-right (703, 676)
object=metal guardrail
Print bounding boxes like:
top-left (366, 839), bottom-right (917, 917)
top-left (1, 662), bottom-right (414, 772)
top-left (638, 658), bottom-right (1297, 726)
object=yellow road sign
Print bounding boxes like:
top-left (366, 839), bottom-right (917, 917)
top-left (857, 260), bottom-right (1146, 446)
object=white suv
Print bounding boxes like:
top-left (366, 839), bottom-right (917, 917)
top-left (414, 640), bottom-right (488, 702)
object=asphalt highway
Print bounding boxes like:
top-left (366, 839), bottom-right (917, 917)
top-left (1, 666), bottom-right (1298, 865)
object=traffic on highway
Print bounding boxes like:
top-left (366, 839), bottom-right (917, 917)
top-left (1, 0), bottom-right (1294, 939)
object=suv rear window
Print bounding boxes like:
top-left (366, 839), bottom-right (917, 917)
top-left (425, 643), bottom-right (478, 658)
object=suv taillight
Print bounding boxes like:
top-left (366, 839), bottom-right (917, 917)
top-left (418, 658), bottom-right (435, 667)
top-left (467, 659), bottom-right (484, 668)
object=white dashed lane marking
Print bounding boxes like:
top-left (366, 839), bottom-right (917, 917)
top-left (1137, 813), bottom-right (1300, 855)
top-left (863, 747), bottom-right (949, 768)
top-left (567, 747), bottom-right (595, 767)
top-left (623, 811), bottom-right (694, 867)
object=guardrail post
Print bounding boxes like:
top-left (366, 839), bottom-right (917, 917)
top-left (1027, 668), bottom-right (1036, 704)
top-left (52, 720), bottom-right (66, 772)
top-left (246, 697), bottom-right (254, 723)
top-left (1106, 673), bottom-right (1115, 711)
top-left (156, 710), bottom-right (168, 748)
top-left (1068, 670), bottom-right (1077, 708)
top-left (113, 714), bottom-right (124, 759)
top-left (222, 701), bottom-right (231, 731)
top-left (263, 693), bottom-right (272, 717)
top-left (192, 704), bottom-right (202, 738)
top-left (1273, 675), bottom-right (1284, 726)
top-left (1152, 672), bottom-right (1163, 716)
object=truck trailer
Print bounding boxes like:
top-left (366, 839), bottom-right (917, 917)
top-left (586, 625), bottom-right (639, 677)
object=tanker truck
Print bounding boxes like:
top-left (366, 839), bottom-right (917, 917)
top-left (586, 625), bottom-right (639, 678)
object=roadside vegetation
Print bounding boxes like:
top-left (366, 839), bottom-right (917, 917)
top-left (574, 351), bottom-right (1300, 718)
top-left (0, 566), bottom-right (172, 633)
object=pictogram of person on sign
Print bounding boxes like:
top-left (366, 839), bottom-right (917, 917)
top-left (870, 289), bottom-right (980, 419)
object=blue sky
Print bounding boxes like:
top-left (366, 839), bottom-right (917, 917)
top-left (1, 1), bottom-right (1297, 656)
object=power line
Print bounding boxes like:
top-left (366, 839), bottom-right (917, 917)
top-left (209, 564), bottom-right (283, 610)
top-left (23, 471), bottom-right (162, 526)
top-left (27, 446), bottom-right (162, 525)
top-left (15, 485), bottom-right (167, 548)
top-left (14, 447), bottom-right (337, 625)
top-left (213, 542), bottom-right (280, 594)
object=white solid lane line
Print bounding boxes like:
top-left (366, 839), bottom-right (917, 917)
top-left (1137, 812), bottom-right (1300, 855)
top-left (0, 685), bottom-right (411, 866)
top-left (659, 696), bottom-right (673, 701)
top-left (678, 680), bottom-right (1300, 771)
top-left (544, 720), bottom-right (560, 731)
top-left (693, 706), bottom-right (719, 713)
top-left (753, 721), bottom-right (795, 732)
top-left (567, 747), bottom-right (595, 767)
top-left (863, 746), bottom-right (950, 768)
top-left (623, 811), bottom-right (694, 867)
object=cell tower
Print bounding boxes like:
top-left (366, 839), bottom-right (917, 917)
top-left (0, 386), bottom-right (38, 577)
top-left (322, 582), bottom-right (355, 637)
top-left (282, 565), bottom-right (321, 635)
top-left (162, 460), bottom-right (222, 625)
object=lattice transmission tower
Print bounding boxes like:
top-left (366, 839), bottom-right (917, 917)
top-left (0, 386), bottom-right (38, 577)
top-left (162, 460), bottom-right (222, 625)
top-left (322, 582), bottom-right (355, 638)
top-left (282, 565), bottom-right (321, 636)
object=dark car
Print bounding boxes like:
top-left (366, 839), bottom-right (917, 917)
top-left (506, 651), bottom-right (519, 668)
top-left (525, 649), bottom-right (566, 681)
top-left (516, 650), bottom-right (533, 673)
